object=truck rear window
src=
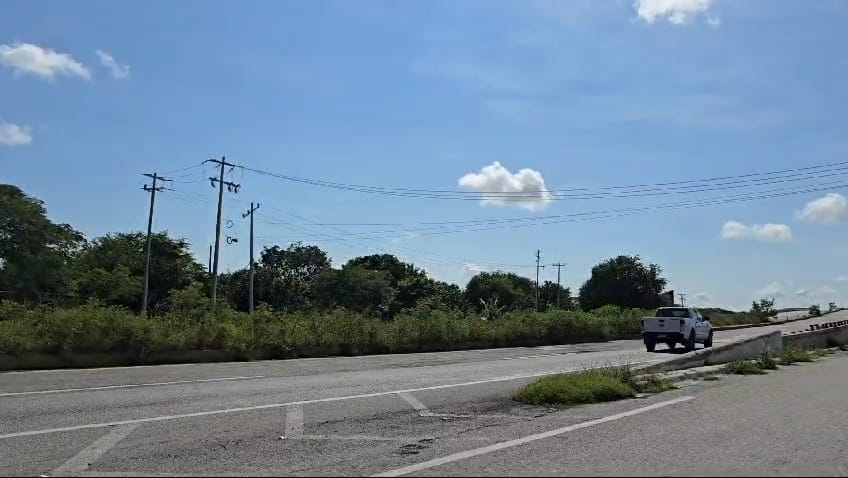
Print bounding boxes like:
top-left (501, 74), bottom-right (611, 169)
top-left (657, 308), bottom-right (690, 318)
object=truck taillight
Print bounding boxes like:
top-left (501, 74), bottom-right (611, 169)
top-left (680, 320), bottom-right (685, 332)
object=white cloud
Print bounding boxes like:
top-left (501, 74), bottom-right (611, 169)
top-left (720, 221), bottom-right (792, 243)
top-left (0, 120), bottom-right (32, 145)
top-left (458, 162), bottom-right (553, 211)
top-left (463, 263), bottom-right (484, 275)
top-left (795, 288), bottom-right (809, 297)
top-left (0, 42), bottom-right (91, 81)
top-left (95, 50), bottom-right (130, 79)
top-left (634, 0), bottom-right (718, 25)
top-left (798, 193), bottom-right (848, 223)
top-left (836, 276), bottom-right (848, 283)
top-left (755, 281), bottom-right (785, 299)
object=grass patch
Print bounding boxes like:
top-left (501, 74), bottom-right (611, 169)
top-left (757, 351), bottom-right (778, 370)
top-left (513, 366), bottom-right (671, 406)
top-left (779, 346), bottom-right (813, 365)
top-left (723, 359), bottom-right (767, 375)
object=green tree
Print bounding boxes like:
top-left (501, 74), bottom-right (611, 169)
top-left (464, 271), bottom-right (535, 313)
top-left (345, 254), bottom-right (436, 313)
top-left (72, 232), bottom-right (204, 311)
top-left (578, 255), bottom-right (667, 311)
top-left (539, 280), bottom-right (572, 310)
top-left (0, 184), bottom-right (84, 302)
top-left (313, 265), bottom-right (396, 316)
top-left (251, 242), bottom-right (332, 311)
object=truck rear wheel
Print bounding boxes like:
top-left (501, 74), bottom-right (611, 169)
top-left (645, 339), bottom-right (656, 352)
top-left (704, 331), bottom-right (713, 348)
top-left (685, 331), bottom-right (696, 351)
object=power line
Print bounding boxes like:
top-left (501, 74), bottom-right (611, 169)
top-left (253, 180), bottom-right (848, 240)
top-left (236, 160), bottom-right (848, 200)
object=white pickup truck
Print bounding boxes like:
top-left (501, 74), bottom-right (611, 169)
top-left (641, 307), bottom-right (713, 352)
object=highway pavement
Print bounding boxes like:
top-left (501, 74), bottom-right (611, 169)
top-left (0, 311), bottom-right (844, 476)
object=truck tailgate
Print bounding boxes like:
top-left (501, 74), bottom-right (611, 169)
top-left (643, 318), bottom-right (682, 334)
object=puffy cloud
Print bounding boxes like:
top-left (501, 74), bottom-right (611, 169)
top-left (720, 221), bottom-right (792, 243)
top-left (798, 193), bottom-right (848, 223)
top-left (755, 281), bottom-right (785, 299)
top-left (795, 288), bottom-right (809, 297)
top-left (0, 120), bottom-right (32, 145)
top-left (0, 42), bottom-right (91, 81)
top-left (836, 276), bottom-right (848, 283)
top-left (458, 162), bottom-right (553, 211)
top-left (634, 0), bottom-right (718, 25)
top-left (95, 50), bottom-right (130, 79)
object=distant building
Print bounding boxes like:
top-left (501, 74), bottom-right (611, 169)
top-left (657, 290), bottom-right (675, 307)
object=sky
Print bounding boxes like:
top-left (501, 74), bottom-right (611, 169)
top-left (2, 0), bottom-right (848, 311)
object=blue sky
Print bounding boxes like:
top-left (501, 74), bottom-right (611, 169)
top-left (2, 0), bottom-right (848, 310)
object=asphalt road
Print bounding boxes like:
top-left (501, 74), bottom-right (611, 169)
top-left (0, 311), bottom-right (844, 476)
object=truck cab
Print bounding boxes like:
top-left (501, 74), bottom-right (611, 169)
top-left (641, 306), bottom-right (713, 352)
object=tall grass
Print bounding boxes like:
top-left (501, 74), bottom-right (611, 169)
top-left (0, 301), bottom-right (649, 357)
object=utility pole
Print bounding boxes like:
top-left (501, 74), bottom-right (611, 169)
top-left (551, 262), bottom-right (566, 309)
top-left (205, 157), bottom-right (241, 305)
top-left (208, 244), bottom-right (212, 274)
top-left (141, 173), bottom-right (171, 316)
top-left (242, 202), bottom-right (260, 314)
top-left (535, 250), bottom-right (545, 311)
top-left (679, 292), bottom-right (687, 306)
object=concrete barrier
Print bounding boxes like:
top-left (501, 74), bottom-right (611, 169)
top-left (783, 323), bottom-right (848, 349)
top-left (638, 330), bottom-right (783, 373)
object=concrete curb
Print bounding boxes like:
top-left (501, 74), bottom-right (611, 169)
top-left (635, 330), bottom-right (782, 373)
top-left (783, 323), bottom-right (848, 349)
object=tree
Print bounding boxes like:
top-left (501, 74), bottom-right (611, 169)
top-left (250, 242), bottom-right (332, 311)
top-left (464, 271), bottom-right (535, 313)
top-left (312, 265), bottom-right (396, 316)
top-left (538, 280), bottom-right (572, 310)
top-left (751, 298), bottom-right (776, 320)
top-left (345, 254), bottom-right (436, 313)
top-left (72, 232), bottom-right (204, 311)
top-left (0, 184), bottom-right (84, 302)
top-left (578, 255), bottom-right (667, 311)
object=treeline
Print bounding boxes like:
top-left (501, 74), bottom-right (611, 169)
top-left (1, 183), bottom-right (672, 318)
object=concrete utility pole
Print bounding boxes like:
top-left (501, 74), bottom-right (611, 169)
top-left (208, 244), bottom-right (212, 274)
top-left (535, 250), bottom-right (545, 310)
top-left (679, 292), bottom-right (688, 306)
top-left (205, 157), bottom-right (241, 305)
top-left (551, 262), bottom-right (566, 309)
top-left (242, 202), bottom-right (261, 314)
top-left (141, 173), bottom-right (171, 316)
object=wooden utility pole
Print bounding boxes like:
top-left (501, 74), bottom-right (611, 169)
top-left (141, 173), bottom-right (171, 316)
top-left (205, 157), bottom-right (241, 305)
top-left (242, 202), bottom-right (261, 313)
top-left (551, 262), bottom-right (566, 309)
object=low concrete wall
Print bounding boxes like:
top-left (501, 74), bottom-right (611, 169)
top-left (783, 324), bottom-right (848, 349)
top-left (638, 330), bottom-right (783, 373)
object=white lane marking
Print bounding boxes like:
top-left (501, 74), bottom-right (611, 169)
top-left (0, 360), bottom-right (661, 440)
top-left (51, 424), bottom-right (138, 476)
top-left (284, 405), bottom-right (304, 439)
top-left (371, 396), bottom-right (695, 477)
top-left (396, 392), bottom-right (428, 412)
top-left (0, 375), bottom-right (266, 397)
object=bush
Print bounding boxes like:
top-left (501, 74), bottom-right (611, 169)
top-left (724, 359), bottom-right (767, 375)
top-left (779, 346), bottom-right (813, 365)
top-left (0, 302), bottom-right (662, 358)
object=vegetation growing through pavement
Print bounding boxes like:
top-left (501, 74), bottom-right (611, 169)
top-left (512, 366), bottom-right (672, 406)
top-left (778, 346), bottom-right (813, 365)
